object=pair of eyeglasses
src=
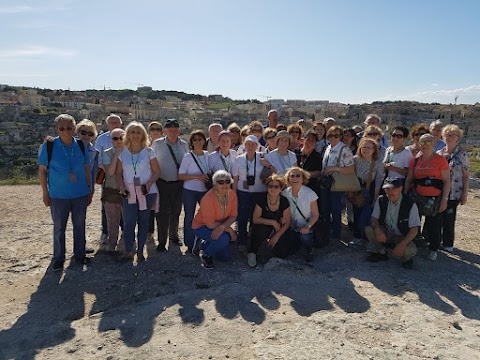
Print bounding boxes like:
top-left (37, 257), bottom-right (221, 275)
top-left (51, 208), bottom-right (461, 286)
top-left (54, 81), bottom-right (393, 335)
top-left (150, 128), bottom-right (162, 132)
top-left (192, 137), bottom-right (204, 142)
top-left (216, 179), bottom-right (231, 185)
top-left (327, 134), bottom-right (340, 139)
top-left (130, 130), bottom-right (142, 135)
top-left (391, 134), bottom-right (404, 139)
top-left (265, 135), bottom-right (276, 140)
top-left (413, 132), bottom-right (426, 137)
top-left (367, 132), bottom-right (379, 136)
top-left (362, 146), bottom-right (374, 150)
top-left (112, 136), bottom-right (124, 141)
top-left (446, 133), bottom-right (459, 138)
top-left (58, 126), bottom-right (73, 132)
top-left (290, 130), bottom-right (300, 134)
top-left (268, 184), bottom-right (281, 189)
top-left (80, 130), bottom-right (95, 137)
top-left (230, 129), bottom-right (240, 133)
top-left (290, 173), bottom-right (302, 178)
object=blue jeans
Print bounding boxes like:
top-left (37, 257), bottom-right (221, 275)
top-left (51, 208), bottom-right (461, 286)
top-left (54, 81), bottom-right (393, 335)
top-left (50, 196), bottom-right (89, 261)
top-left (353, 188), bottom-right (372, 239)
top-left (237, 190), bottom-right (265, 246)
top-left (183, 188), bottom-right (207, 248)
top-left (294, 231), bottom-right (314, 252)
top-left (321, 188), bottom-right (345, 239)
top-left (122, 193), bottom-right (156, 253)
top-left (193, 225), bottom-right (231, 261)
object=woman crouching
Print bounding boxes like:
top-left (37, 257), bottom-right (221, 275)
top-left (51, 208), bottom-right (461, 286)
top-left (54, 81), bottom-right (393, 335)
top-left (247, 174), bottom-right (295, 267)
top-left (192, 170), bottom-right (238, 270)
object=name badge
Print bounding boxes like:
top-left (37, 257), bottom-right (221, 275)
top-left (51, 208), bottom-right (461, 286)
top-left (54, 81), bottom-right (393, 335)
top-left (133, 177), bottom-right (141, 186)
top-left (69, 172), bottom-right (77, 183)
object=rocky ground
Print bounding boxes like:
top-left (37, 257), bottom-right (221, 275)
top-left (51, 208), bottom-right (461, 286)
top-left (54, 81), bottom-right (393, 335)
top-left (0, 185), bottom-right (479, 360)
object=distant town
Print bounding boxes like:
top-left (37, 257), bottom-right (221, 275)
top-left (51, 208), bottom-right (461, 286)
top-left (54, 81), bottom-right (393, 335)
top-left (1, 84), bottom-right (480, 164)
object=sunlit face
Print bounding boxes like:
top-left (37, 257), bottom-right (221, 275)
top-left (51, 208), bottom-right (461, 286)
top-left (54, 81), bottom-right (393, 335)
top-left (360, 143), bottom-right (375, 158)
top-left (264, 132), bottom-right (277, 148)
top-left (303, 135), bottom-right (316, 152)
top-left (229, 128), bottom-right (240, 143)
top-left (128, 127), bottom-right (144, 143)
top-left (214, 177), bottom-right (232, 193)
top-left (444, 132), bottom-right (460, 145)
top-left (111, 130), bottom-right (125, 148)
top-left (149, 126), bottom-right (163, 141)
top-left (56, 120), bottom-right (75, 142)
top-left (267, 180), bottom-right (282, 194)
top-left (327, 131), bottom-right (342, 146)
top-left (289, 128), bottom-right (300, 140)
top-left (412, 130), bottom-right (427, 144)
top-left (106, 117), bottom-right (122, 131)
top-left (419, 138), bottom-right (434, 152)
top-left (288, 170), bottom-right (303, 186)
top-left (315, 125), bottom-right (325, 139)
top-left (164, 126), bottom-right (180, 139)
top-left (219, 135), bottom-right (231, 150)
top-left (245, 140), bottom-right (257, 153)
top-left (277, 136), bottom-right (290, 150)
top-left (209, 125), bottom-right (222, 143)
top-left (391, 130), bottom-right (405, 145)
top-left (250, 126), bottom-right (263, 140)
top-left (191, 135), bottom-right (205, 149)
top-left (429, 124), bottom-right (443, 140)
top-left (268, 112), bottom-right (278, 126)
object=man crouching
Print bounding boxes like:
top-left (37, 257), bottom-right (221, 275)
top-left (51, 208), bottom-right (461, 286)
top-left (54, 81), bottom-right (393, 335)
top-left (365, 177), bottom-right (420, 269)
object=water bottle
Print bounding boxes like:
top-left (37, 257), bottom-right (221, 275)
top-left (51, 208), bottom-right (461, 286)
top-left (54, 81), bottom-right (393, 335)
top-left (425, 197), bottom-right (435, 209)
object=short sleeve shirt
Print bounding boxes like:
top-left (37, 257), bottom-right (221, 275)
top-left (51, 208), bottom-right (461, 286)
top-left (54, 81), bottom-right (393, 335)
top-left (437, 146), bottom-right (469, 200)
top-left (322, 142), bottom-right (354, 170)
top-left (179, 151), bottom-right (209, 192)
top-left (118, 147), bottom-right (157, 193)
top-left (208, 149), bottom-right (237, 174)
top-left (232, 152), bottom-right (267, 193)
top-left (409, 154), bottom-right (449, 196)
top-left (265, 149), bottom-right (298, 176)
top-left (152, 137), bottom-right (189, 181)
top-left (371, 195), bottom-right (421, 236)
top-left (256, 194), bottom-right (290, 222)
top-left (383, 147), bottom-right (413, 179)
top-left (282, 185), bottom-right (318, 228)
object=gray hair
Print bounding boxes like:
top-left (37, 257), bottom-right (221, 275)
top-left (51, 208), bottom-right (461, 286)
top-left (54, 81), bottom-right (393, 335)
top-left (55, 113), bottom-right (76, 126)
top-left (212, 170), bottom-right (232, 183)
top-left (106, 114), bottom-right (122, 124)
top-left (365, 114), bottom-right (381, 125)
top-left (208, 123), bottom-right (223, 132)
top-left (430, 119), bottom-right (443, 128)
top-left (267, 109), bottom-right (278, 116)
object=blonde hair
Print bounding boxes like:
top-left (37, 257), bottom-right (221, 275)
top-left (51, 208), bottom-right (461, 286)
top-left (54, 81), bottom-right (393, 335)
top-left (76, 119), bottom-right (98, 137)
top-left (265, 173), bottom-right (287, 189)
top-left (285, 166), bottom-right (310, 185)
top-left (363, 125), bottom-right (383, 137)
top-left (124, 121), bottom-right (148, 149)
top-left (357, 138), bottom-right (379, 161)
top-left (442, 124), bottom-right (463, 139)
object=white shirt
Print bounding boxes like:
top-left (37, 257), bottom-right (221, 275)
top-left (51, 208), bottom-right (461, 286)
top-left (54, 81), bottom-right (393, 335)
top-left (236, 143), bottom-right (265, 156)
top-left (322, 142), bottom-right (354, 169)
top-left (282, 186), bottom-right (318, 228)
top-left (208, 149), bottom-right (237, 174)
top-left (118, 147), bottom-right (158, 194)
top-left (179, 151), bottom-right (209, 192)
top-left (265, 149), bottom-right (297, 176)
top-left (383, 147), bottom-right (413, 179)
top-left (232, 152), bottom-right (267, 193)
top-left (151, 137), bottom-right (189, 181)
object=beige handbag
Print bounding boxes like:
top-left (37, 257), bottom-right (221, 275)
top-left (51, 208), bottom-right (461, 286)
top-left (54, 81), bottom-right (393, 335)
top-left (330, 146), bottom-right (361, 192)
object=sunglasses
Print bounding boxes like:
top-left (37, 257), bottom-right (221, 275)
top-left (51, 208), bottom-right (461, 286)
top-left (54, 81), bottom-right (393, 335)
top-left (216, 179), bottom-right (231, 185)
top-left (367, 132), bottom-right (380, 136)
top-left (229, 129), bottom-right (240, 133)
top-left (413, 132), bottom-right (427, 137)
top-left (290, 173), bottom-right (302, 178)
top-left (327, 134), bottom-right (341, 139)
top-left (265, 135), bottom-right (276, 140)
top-left (290, 130), bottom-right (300, 134)
top-left (251, 128), bottom-right (263, 133)
top-left (268, 184), bottom-right (281, 189)
top-left (362, 146), bottom-right (374, 150)
top-left (58, 126), bottom-right (73, 132)
top-left (150, 127), bottom-right (162, 132)
top-left (192, 137), bottom-right (204, 142)
top-left (420, 140), bottom-right (433, 145)
top-left (391, 134), bottom-right (404, 139)
top-left (80, 130), bottom-right (95, 137)
top-left (446, 133), bottom-right (459, 138)
top-left (112, 136), bottom-right (124, 141)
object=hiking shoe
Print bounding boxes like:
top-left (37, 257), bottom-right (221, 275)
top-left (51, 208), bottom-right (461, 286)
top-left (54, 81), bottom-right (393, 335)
top-left (427, 250), bottom-right (438, 261)
top-left (442, 246), bottom-right (454, 254)
top-left (366, 252), bottom-right (388, 262)
top-left (192, 237), bottom-right (202, 257)
top-left (52, 260), bottom-right (64, 272)
top-left (201, 255), bottom-right (214, 270)
top-left (156, 244), bottom-right (166, 252)
top-left (75, 257), bottom-right (91, 265)
top-left (402, 258), bottom-right (414, 269)
top-left (348, 238), bottom-right (364, 248)
top-left (247, 252), bottom-right (257, 268)
top-left (85, 247), bottom-right (95, 254)
top-left (137, 252), bottom-right (145, 263)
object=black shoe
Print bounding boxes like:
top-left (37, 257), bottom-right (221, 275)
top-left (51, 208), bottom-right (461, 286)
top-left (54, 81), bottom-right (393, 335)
top-left (137, 253), bottom-right (145, 263)
top-left (85, 247), bottom-right (95, 254)
top-left (75, 257), bottom-right (91, 265)
top-left (402, 258), bottom-right (414, 269)
top-left (156, 244), bottom-right (166, 252)
top-left (201, 255), bottom-right (214, 270)
top-left (52, 260), bottom-right (64, 272)
top-left (348, 222), bottom-right (355, 231)
top-left (366, 252), bottom-right (388, 262)
top-left (306, 252), bottom-right (314, 263)
top-left (170, 237), bottom-right (180, 245)
top-left (192, 237), bottom-right (201, 257)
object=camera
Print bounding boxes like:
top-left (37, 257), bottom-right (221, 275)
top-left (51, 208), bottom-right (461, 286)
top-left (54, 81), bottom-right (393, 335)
top-left (247, 175), bottom-right (256, 186)
top-left (141, 184), bottom-right (148, 195)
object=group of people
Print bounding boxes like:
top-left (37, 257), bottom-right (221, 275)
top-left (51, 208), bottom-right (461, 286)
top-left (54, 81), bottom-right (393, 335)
top-left (38, 110), bottom-right (469, 271)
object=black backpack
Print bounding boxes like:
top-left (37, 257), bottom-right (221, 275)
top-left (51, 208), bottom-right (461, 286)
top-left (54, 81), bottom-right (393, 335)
top-left (46, 139), bottom-right (86, 168)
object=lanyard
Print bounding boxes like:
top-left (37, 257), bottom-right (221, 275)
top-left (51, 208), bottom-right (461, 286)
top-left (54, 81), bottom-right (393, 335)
top-left (61, 143), bottom-right (75, 171)
top-left (246, 153), bottom-right (257, 177)
top-left (131, 152), bottom-right (140, 176)
top-left (220, 152), bottom-right (230, 171)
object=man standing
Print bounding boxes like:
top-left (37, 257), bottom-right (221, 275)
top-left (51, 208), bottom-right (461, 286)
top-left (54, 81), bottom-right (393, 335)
top-left (95, 114), bottom-right (123, 243)
top-left (259, 109), bottom-right (279, 145)
top-left (152, 119), bottom-right (189, 251)
top-left (365, 177), bottom-right (420, 269)
top-left (429, 120), bottom-right (446, 152)
top-left (206, 123), bottom-right (223, 153)
top-left (38, 114), bottom-right (92, 271)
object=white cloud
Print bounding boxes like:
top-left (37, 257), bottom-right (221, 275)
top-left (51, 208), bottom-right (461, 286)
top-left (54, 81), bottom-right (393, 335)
top-left (378, 85), bottom-right (480, 104)
top-left (431, 83), bottom-right (439, 87)
top-left (413, 85), bottom-right (480, 97)
top-left (0, 5), bottom-right (32, 14)
top-left (0, 46), bottom-right (78, 60)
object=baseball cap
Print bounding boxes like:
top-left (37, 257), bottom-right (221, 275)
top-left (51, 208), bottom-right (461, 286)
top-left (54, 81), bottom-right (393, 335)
top-left (164, 119), bottom-right (179, 128)
top-left (382, 177), bottom-right (403, 189)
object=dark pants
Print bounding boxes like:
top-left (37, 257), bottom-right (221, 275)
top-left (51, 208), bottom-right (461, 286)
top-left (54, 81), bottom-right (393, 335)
top-left (353, 188), bottom-right (372, 239)
top-left (321, 188), bottom-right (345, 239)
top-left (423, 212), bottom-right (442, 251)
top-left (249, 224), bottom-right (297, 258)
top-left (50, 196), bottom-right (89, 262)
top-left (441, 200), bottom-right (460, 248)
top-left (183, 188), bottom-right (207, 249)
top-left (148, 210), bottom-right (155, 234)
top-left (236, 190), bottom-right (265, 246)
top-left (101, 203), bottom-right (108, 235)
top-left (155, 180), bottom-right (183, 248)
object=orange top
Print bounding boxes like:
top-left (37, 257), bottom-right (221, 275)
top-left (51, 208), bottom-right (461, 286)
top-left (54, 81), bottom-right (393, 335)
top-left (409, 154), bottom-right (449, 196)
top-left (192, 189), bottom-right (238, 229)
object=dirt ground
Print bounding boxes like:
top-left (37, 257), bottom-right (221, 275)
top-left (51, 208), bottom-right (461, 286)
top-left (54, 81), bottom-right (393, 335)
top-left (0, 185), bottom-right (479, 360)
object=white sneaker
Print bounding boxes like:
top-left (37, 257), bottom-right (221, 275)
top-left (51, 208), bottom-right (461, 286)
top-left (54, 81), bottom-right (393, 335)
top-left (247, 253), bottom-right (257, 268)
top-left (443, 246), bottom-right (454, 254)
top-left (427, 250), bottom-right (438, 261)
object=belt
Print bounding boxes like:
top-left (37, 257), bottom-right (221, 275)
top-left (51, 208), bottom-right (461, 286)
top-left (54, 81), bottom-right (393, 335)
top-left (158, 179), bottom-right (181, 184)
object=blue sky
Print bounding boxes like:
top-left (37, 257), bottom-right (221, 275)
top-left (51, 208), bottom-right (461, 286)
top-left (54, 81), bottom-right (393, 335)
top-left (0, 0), bottom-right (479, 104)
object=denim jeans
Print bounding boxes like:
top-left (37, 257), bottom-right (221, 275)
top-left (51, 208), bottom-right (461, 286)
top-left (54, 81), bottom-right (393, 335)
top-left (193, 225), bottom-right (231, 261)
top-left (353, 188), bottom-right (372, 239)
top-left (294, 231), bottom-right (314, 252)
top-left (237, 190), bottom-right (265, 246)
top-left (50, 196), bottom-right (89, 261)
top-left (183, 188), bottom-right (207, 248)
top-left (122, 193), bottom-right (156, 253)
top-left (321, 188), bottom-right (345, 239)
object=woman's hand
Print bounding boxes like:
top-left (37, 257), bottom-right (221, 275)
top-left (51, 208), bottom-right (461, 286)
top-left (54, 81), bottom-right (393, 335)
top-left (271, 220), bottom-right (281, 232)
top-left (198, 174), bottom-right (209, 182)
top-left (323, 166), bottom-right (337, 175)
top-left (211, 225), bottom-right (224, 240)
top-left (267, 233), bottom-right (280, 248)
top-left (439, 199), bottom-right (448, 213)
top-left (460, 192), bottom-right (468, 205)
top-left (299, 225), bottom-right (311, 235)
top-left (227, 228), bottom-right (237, 242)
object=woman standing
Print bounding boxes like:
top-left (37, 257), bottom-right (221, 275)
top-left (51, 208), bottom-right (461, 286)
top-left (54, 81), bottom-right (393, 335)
top-left (383, 126), bottom-right (413, 181)
top-left (405, 133), bottom-right (451, 261)
top-left (248, 174), bottom-right (293, 267)
top-left (283, 167), bottom-right (319, 262)
top-left (76, 119), bottom-right (99, 196)
top-left (287, 124), bottom-right (303, 151)
top-left (313, 121), bottom-right (328, 158)
top-left (178, 130), bottom-right (210, 250)
top-left (321, 125), bottom-right (355, 240)
top-left (265, 130), bottom-right (298, 176)
top-left (343, 128), bottom-right (358, 155)
top-left (192, 170), bottom-right (238, 270)
top-left (227, 123), bottom-right (242, 150)
top-left (263, 127), bottom-right (278, 153)
top-left (208, 130), bottom-right (237, 175)
top-left (233, 135), bottom-right (267, 252)
top-left (363, 125), bottom-right (386, 164)
top-left (407, 124), bottom-right (429, 158)
top-left (116, 122), bottom-right (160, 262)
top-left (437, 125), bottom-right (469, 253)
top-left (350, 138), bottom-right (384, 246)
